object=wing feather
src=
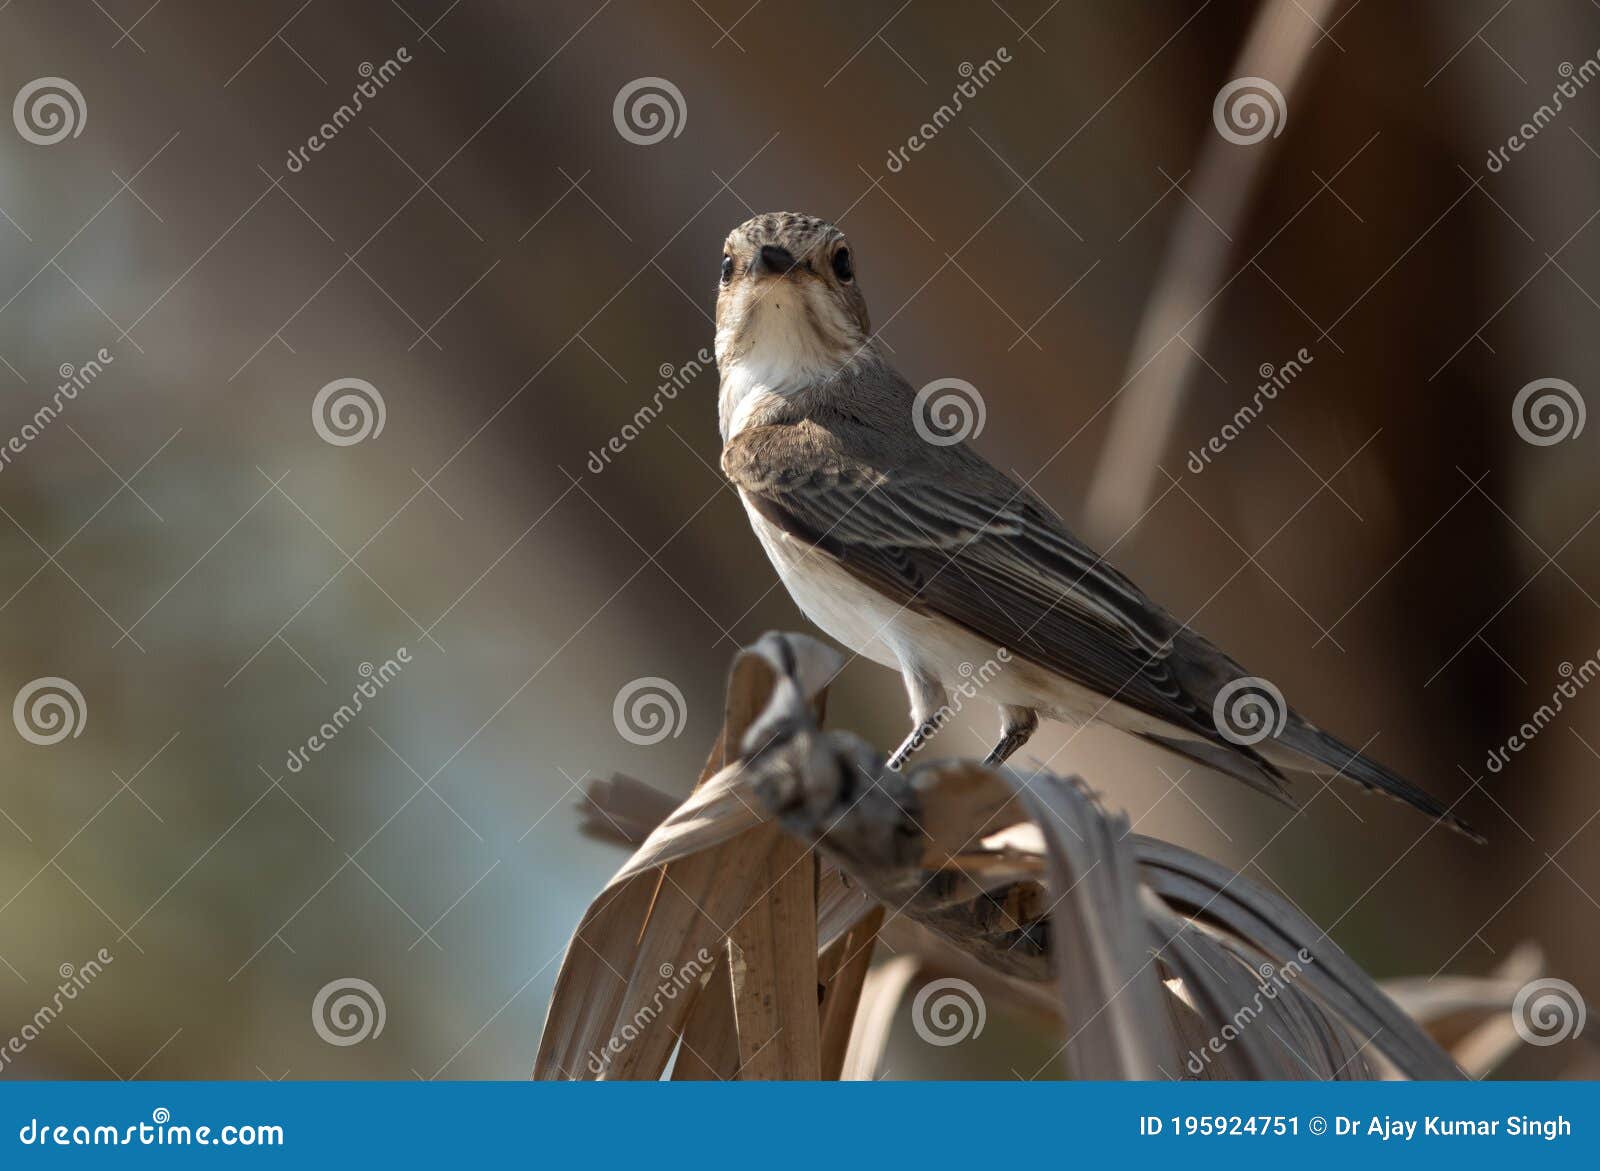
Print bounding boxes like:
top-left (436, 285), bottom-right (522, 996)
top-left (729, 438), bottom-right (1244, 753)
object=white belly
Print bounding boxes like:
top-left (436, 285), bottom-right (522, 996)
top-left (740, 494), bottom-right (1185, 736)
top-left (742, 496), bottom-right (905, 671)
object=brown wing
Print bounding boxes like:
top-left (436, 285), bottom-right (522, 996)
top-left (725, 425), bottom-right (1245, 748)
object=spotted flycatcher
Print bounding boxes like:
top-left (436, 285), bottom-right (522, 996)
top-left (714, 211), bottom-right (1477, 841)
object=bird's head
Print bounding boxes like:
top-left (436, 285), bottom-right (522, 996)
top-left (714, 212), bottom-right (871, 388)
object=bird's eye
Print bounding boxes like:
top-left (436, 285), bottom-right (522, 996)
top-left (720, 255), bottom-right (734, 284)
top-left (831, 248), bottom-right (853, 282)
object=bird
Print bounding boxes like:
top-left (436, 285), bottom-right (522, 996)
top-left (713, 211), bottom-right (1480, 842)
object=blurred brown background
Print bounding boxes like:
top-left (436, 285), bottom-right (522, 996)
top-left (0, 0), bottom-right (1595, 1078)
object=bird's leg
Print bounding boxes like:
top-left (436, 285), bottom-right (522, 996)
top-left (983, 705), bottom-right (1039, 768)
top-left (886, 719), bottom-right (940, 771)
top-left (886, 661), bottom-right (947, 772)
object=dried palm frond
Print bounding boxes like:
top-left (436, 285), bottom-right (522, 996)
top-left (537, 631), bottom-right (1531, 1080)
top-left (1382, 943), bottom-right (1543, 1078)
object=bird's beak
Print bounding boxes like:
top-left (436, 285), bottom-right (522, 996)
top-left (752, 243), bottom-right (804, 279)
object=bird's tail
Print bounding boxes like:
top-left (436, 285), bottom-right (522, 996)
top-left (1137, 731), bottom-right (1296, 807)
top-left (1269, 718), bottom-right (1484, 843)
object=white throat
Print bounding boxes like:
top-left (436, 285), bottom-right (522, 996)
top-left (716, 291), bottom-right (859, 441)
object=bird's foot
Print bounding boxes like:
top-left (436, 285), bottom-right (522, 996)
top-left (982, 707), bottom-right (1038, 768)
